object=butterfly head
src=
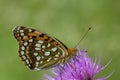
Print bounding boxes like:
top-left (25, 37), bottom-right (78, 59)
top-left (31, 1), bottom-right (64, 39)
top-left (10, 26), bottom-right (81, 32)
top-left (67, 48), bottom-right (78, 60)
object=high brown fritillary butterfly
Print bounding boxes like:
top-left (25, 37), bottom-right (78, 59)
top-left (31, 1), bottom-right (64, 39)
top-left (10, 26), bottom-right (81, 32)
top-left (13, 26), bottom-right (77, 70)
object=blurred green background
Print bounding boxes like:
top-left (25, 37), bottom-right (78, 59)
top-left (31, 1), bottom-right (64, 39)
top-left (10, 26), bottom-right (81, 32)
top-left (0, 0), bottom-right (119, 80)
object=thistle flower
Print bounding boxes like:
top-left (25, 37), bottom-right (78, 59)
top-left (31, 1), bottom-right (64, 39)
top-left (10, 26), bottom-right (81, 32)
top-left (44, 49), bottom-right (111, 80)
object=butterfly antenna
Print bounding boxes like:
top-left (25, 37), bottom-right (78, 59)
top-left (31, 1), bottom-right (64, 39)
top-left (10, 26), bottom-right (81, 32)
top-left (75, 27), bottom-right (91, 48)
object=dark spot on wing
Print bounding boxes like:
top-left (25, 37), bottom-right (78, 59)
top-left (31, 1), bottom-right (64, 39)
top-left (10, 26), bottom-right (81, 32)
top-left (39, 33), bottom-right (45, 37)
top-left (45, 37), bottom-right (50, 41)
top-left (32, 36), bottom-right (37, 38)
top-left (50, 39), bottom-right (55, 43)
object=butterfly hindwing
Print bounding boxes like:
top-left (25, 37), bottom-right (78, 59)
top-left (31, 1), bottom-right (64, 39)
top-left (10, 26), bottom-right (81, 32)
top-left (13, 26), bottom-right (69, 70)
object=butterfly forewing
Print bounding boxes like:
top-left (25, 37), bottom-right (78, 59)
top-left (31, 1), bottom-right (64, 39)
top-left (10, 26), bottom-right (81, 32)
top-left (13, 26), bottom-right (70, 70)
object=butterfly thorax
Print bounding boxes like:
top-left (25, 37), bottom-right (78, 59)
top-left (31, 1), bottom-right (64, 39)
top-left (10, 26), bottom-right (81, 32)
top-left (64, 48), bottom-right (77, 62)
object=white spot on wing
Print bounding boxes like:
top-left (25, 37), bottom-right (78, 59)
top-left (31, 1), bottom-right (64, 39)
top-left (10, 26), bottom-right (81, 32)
top-left (44, 52), bottom-right (50, 56)
top-left (36, 56), bottom-right (41, 61)
top-left (29, 39), bottom-right (33, 42)
top-left (21, 51), bottom-right (24, 55)
top-left (54, 58), bottom-right (58, 60)
top-left (35, 43), bottom-right (41, 47)
top-left (42, 49), bottom-right (44, 51)
top-left (21, 46), bottom-right (25, 50)
top-left (42, 45), bottom-right (45, 48)
top-left (35, 48), bottom-right (41, 50)
top-left (22, 56), bottom-right (26, 59)
top-left (21, 33), bottom-right (24, 36)
top-left (55, 54), bottom-right (59, 57)
top-left (38, 40), bottom-right (43, 44)
top-left (35, 62), bottom-right (39, 67)
top-left (17, 27), bottom-right (20, 30)
top-left (29, 29), bottom-right (32, 32)
top-left (28, 64), bottom-right (31, 67)
top-left (24, 42), bottom-right (28, 46)
top-left (58, 52), bottom-right (60, 55)
top-left (36, 62), bottom-right (39, 65)
top-left (52, 47), bottom-right (57, 52)
top-left (26, 60), bottom-right (29, 64)
top-left (59, 47), bottom-right (66, 57)
top-left (34, 68), bottom-right (40, 71)
top-left (20, 30), bottom-right (24, 33)
top-left (47, 57), bottom-right (52, 62)
top-left (47, 43), bottom-right (51, 47)
top-left (34, 52), bottom-right (38, 56)
top-left (40, 61), bottom-right (43, 64)
top-left (41, 56), bottom-right (44, 59)
top-left (62, 50), bottom-right (65, 57)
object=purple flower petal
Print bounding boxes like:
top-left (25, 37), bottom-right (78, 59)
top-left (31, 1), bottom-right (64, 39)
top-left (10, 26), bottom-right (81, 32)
top-left (43, 49), bottom-right (111, 80)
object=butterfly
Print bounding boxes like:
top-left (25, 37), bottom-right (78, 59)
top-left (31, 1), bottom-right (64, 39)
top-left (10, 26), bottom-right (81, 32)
top-left (13, 26), bottom-right (77, 70)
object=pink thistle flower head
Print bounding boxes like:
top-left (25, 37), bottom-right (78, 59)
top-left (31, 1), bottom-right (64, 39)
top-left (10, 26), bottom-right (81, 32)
top-left (44, 49), bottom-right (111, 80)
